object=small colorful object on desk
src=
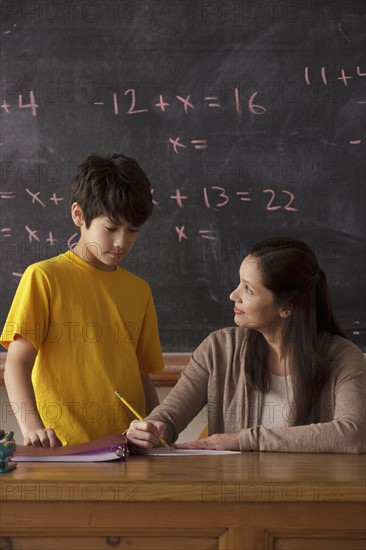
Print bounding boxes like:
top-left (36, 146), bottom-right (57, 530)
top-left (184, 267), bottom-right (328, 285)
top-left (0, 430), bottom-right (17, 473)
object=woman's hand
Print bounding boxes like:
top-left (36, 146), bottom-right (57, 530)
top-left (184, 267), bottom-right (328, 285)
top-left (126, 419), bottom-right (168, 450)
top-left (23, 428), bottom-right (62, 448)
top-left (175, 433), bottom-right (240, 451)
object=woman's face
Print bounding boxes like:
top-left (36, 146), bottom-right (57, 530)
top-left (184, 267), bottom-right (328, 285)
top-left (229, 255), bottom-right (286, 334)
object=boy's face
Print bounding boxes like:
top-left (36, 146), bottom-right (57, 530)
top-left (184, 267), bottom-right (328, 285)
top-left (72, 204), bottom-right (139, 271)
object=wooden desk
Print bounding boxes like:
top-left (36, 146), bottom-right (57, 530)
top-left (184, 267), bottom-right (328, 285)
top-left (1, 453), bottom-right (365, 549)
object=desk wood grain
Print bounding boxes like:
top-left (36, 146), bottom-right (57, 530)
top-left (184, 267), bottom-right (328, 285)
top-left (1, 453), bottom-right (365, 549)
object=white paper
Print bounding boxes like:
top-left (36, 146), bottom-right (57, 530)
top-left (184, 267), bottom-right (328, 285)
top-left (140, 447), bottom-right (241, 456)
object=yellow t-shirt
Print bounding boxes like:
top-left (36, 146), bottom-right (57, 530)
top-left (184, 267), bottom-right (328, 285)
top-left (0, 250), bottom-right (164, 445)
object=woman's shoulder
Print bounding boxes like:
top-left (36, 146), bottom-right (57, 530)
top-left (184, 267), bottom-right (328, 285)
top-left (326, 334), bottom-right (364, 356)
top-left (204, 326), bottom-right (248, 350)
top-left (325, 334), bottom-right (365, 370)
top-left (190, 327), bottom-right (248, 370)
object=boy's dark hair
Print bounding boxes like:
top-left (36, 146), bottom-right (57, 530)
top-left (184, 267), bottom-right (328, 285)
top-left (70, 154), bottom-right (153, 228)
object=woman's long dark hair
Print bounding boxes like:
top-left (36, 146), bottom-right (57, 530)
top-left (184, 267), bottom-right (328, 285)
top-left (244, 237), bottom-right (348, 425)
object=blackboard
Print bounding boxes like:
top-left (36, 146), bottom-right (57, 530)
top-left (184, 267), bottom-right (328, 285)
top-left (1, 0), bottom-right (365, 352)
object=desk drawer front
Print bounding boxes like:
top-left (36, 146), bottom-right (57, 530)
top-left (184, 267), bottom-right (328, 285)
top-left (264, 529), bottom-right (366, 550)
top-left (0, 531), bottom-right (228, 550)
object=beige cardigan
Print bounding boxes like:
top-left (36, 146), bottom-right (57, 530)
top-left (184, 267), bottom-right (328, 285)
top-left (147, 328), bottom-right (366, 453)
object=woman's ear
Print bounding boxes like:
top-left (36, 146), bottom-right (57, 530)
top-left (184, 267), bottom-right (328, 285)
top-left (71, 202), bottom-right (84, 228)
top-left (280, 304), bottom-right (293, 318)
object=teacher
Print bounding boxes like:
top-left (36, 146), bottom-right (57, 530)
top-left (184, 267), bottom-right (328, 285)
top-left (127, 237), bottom-right (365, 453)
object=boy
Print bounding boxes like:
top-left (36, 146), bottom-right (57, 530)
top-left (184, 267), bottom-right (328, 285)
top-left (0, 154), bottom-right (164, 447)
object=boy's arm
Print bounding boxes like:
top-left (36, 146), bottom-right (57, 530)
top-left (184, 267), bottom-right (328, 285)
top-left (4, 336), bottom-right (62, 447)
top-left (141, 374), bottom-right (159, 414)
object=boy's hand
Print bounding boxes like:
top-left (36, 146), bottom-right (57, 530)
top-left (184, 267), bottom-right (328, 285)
top-left (127, 419), bottom-right (167, 450)
top-left (23, 428), bottom-right (62, 448)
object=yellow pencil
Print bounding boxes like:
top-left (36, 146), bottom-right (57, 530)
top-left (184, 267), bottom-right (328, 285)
top-left (114, 390), bottom-right (171, 449)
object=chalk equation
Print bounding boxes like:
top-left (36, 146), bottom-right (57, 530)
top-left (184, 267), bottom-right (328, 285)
top-left (156, 187), bottom-right (297, 212)
top-left (1, 67), bottom-right (363, 284)
top-left (2, 78), bottom-right (364, 146)
top-left (1, 88), bottom-right (269, 154)
top-left (304, 65), bottom-right (366, 87)
top-left (1, 90), bottom-right (39, 116)
top-left (98, 89), bottom-right (268, 116)
top-left (169, 137), bottom-right (208, 154)
top-left (25, 188), bottom-right (65, 207)
top-left (304, 65), bottom-right (365, 144)
top-left (1, 88), bottom-right (268, 118)
top-left (2, 185), bottom-right (297, 212)
top-left (1, 187), bottom-right (298, 260)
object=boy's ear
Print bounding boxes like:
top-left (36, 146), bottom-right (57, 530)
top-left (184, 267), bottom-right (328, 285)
top-left (71, 202), bottom-right (84, 228)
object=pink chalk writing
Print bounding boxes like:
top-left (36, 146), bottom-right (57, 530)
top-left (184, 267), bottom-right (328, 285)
top-left (125, 88), bottom-right (149, 115)
top-left (176, 95), bottom-right (195, 113)
top-left (305, 66), bottom-right (311, 86)
top-left (151, 189), bottom-right (159, 206)
top-left (25, 189), bottom-right (65, 206)
top-left (248, 91), bottom-right (267, 115)
top-left (1, 101), bottom-right (10, 113)
top-left (235, 87), bottom-right (240, 113)
top-left (46, 232), bottom-right (57, 246)
top-left (236, 192), bottom-right (251, 202)
top-left (304, 66), bottom-right (364, 144)
top-left (169, 137), bottom-right (207, 154)
top-left (263, 189), bottom-right (297, 212)
top-left (26, 188), bottom-right (46, 208)
top-left (198, 230), bottom-right (216, 241)
top-left (191, 140), bottom-right (207, 150)
top-left (25, 225), bottom-right (40, 243)
top-left (92, 88), bottom-right (267, 118)
top-left (4, 184), bottom-right (300, 252)
top-left (169, 137), bottom-right (188, 154)
top-left (203, 187), bottom-right (229, 208)
top-left (152, 186), bottom-right (299, 212)
top-left (305, 66), bottom-right (365, 86)
top-left (1, 228), bottom-right (12, 238)
top-left (18, 91), bottom-right (38, 116)
top-left (204, 96), bottom-right (221, 108)
top-left (175, 227), bottom-right (217, 242)
top-left (113, 92), bottom-right (118, 115)
top-left (67, 233), bottom-right (79, 249)
top-left (8, 185), bottom-right (300, 251)
top-left (0, 191), bottom-right (15, 199)
top-left (1, 93), bottom-right (39, 116)
top-left (337, 69), bottom-right (353, 86)
top-left (50, 193), bottom-right (64, 205)
top-left (155, 94), bottom-right (170, 112)
top-left (321, 67), bottom-right (327, 85)
top-left (170, 190), bottom-right (188, 208)
top-left (175, 226), bottom-right (188, 242)
top-left (3, 63), bottom-right (361, 270)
